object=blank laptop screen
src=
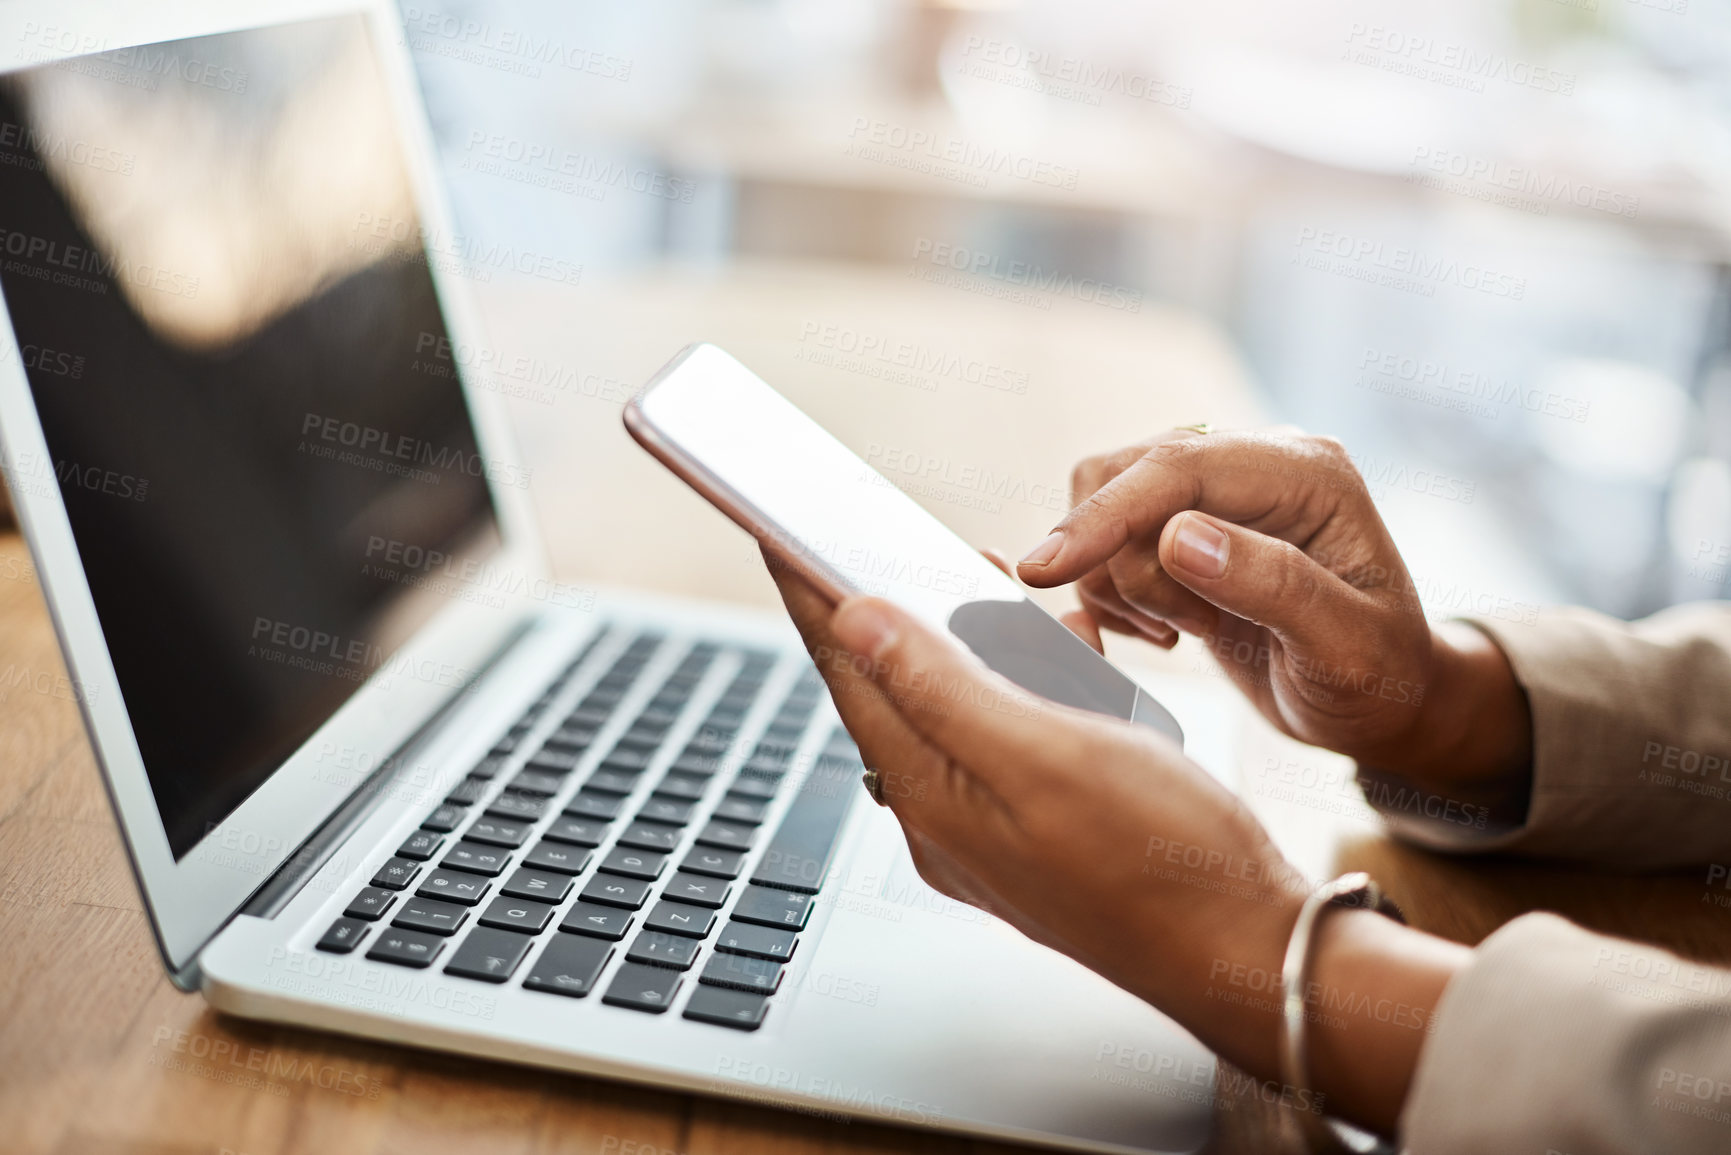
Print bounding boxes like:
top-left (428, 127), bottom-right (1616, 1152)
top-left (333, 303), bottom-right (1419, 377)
top-left (0, 17), bottom-right (501, 858)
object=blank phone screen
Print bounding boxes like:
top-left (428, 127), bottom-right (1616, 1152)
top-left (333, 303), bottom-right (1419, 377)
top-left (636, 345), bottom-right (1024, 631)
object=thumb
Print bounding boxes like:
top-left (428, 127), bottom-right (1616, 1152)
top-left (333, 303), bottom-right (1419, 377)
top-left (1156, 511), bottom-right (1374, 657)
top-left (828, 596), bottom-right (1087, 794)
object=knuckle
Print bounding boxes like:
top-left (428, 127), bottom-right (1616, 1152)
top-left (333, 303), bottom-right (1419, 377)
top-left (1149, 435), bottom-right (1204, 468)
top-left (1310, 434), bottom-right (1352, 468)
top-left (1268, 540), bottom-right (1320, 604)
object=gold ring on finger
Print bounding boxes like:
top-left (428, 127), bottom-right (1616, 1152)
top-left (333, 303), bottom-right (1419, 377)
top-left (861, 768), bottom-right (887, 806)
top-left (1175, 422), bottom-right (1213, 436)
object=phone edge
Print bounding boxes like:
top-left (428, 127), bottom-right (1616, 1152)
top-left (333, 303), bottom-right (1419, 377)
top-left (623, 344), bottom-right (859, 607)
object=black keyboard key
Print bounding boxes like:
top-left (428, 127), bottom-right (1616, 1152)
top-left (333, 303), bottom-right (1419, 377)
top-left (567, 704), bottom-right (613, 728)
top-left (699, 951), bottom-right (783, 993)
top-left (599, 847), bottom-right (667, 881)
top-left (500, 867), bottom-right (575, 904)
top-left (527, 747), bottom-right (583, 773)
top-left (586, 769), bottom-right (641, 796)
top-left (417, 869), bottom-right (491, 906)
top-left (545, 816), bottom-right (608, 847)
top-left (540, 727), bottom-right (596, 754)
top-left (524, 934), bottom-right (613, 998)
top-left (510, 769), bottom-right (566, 797)
top-left (397, 830), bottom-right (444, 861)
top-left (627, 931), bottom-right (702, 970)
top-left (749, 762), bottom-right (857, 893)
top-left (613, 727), bottom-right (667, 752)
top-left (370, 857), bottom-right (422, 891)
top-left (580, 875), bottom-right (653, 910)
top-left (683, 985), bottom-right (770, 1031)
top-left (728, 774), bottom-right (780, 801)
top-left (445, 778), bottom-right (488, 806)
top-left (601, 747), bottom-right (654, 772)
top-left (732, 885), bottom-right (814, 930)
top-left (715, 921), bottom-right (798, 962)
top-left (317, 917), bottom-right (370, 954)
top-left (468, 755), bottom-right (509, 780)
top-left (464, 818), bottom-right (532, 849)
top-left (662, 872), bottom-right (731, 909)
top-left (750, 742), bottom-right (797, 765)
top-left (638, 797), bottom-right (695, 825)
top-left (687, 729), bottom-right (736, 754)
top-left (443, 841), bottom-right (511, 877)
top-left (617, 821), bottom-right (681, 853)
top-left (564, 792), bottom-right (623, 821)
top-left (485, 793), bottom-right (547, 822)
top-left (672, 751), bottom-right (723, 776)
top-left (645, 900), bottom-right (715, 939)
top-left (445, 927), bottom-right (533, 983)
top-left (367, 928), bottom-right (446, 968)
top-left (656, 773), bottom-right (708, 801)
top-left (525, 842), bottom-right (592, 875)
top-left (695, 820), bottom-right (755, 852)
top-left (602, 962), bottom-right (682, 1013)
top-left (344, 887), bottom-right (397, 921)
top-left (712, 796), bottom-right (770, 824)
top-left (680, 847), bottom-right (746, 879)
top-left (560, 901), bottom-right (634, 940)
top-left (479, 895), bottom-right (556, 934)
top-left (392, 895), bottom-right (469, 936)
top-left (422, 804), bottom-right (466, 833)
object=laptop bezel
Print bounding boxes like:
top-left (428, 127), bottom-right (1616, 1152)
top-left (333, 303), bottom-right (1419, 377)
top-left (0, 0), bottom-right (554, 976)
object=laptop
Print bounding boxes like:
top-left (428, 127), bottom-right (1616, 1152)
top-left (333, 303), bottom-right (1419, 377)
top-left (0, 3), bottom-right (1215, 1151)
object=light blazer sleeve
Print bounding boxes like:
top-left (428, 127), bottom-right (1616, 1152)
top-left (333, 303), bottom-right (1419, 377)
top-left (1352, 603), bottom-right (1731, 1150)
top-left (1400, 913), bottom-right (1731, 1154)
top-left (1357, 601), bottom-right (1731, 868)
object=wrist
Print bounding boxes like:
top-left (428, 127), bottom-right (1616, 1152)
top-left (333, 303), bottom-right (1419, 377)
top-left (1302, 909), bottom-right (1471, 1136)
top-left (1392, 621), bottom-right (1533, 788)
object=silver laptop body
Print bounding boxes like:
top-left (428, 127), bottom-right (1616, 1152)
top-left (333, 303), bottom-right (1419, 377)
top-left (0, 4), bottom-right (1214, 1150)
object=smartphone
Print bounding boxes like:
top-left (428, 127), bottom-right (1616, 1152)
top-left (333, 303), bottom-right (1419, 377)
top-left (624, 343), bottom-right (1183, 745)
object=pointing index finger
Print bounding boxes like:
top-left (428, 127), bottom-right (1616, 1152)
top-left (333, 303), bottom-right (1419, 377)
top-left (1017, 440), bottom-right (1205, 587)
top-left (1016, 432), bottom-right (1347, 588)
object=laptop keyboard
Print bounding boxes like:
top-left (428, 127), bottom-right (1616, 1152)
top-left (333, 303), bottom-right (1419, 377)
top-left (314, 625), bottom-right (865, 1033)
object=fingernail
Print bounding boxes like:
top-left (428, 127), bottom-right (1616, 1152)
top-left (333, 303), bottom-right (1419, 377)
top-left (1172, 513), bottom-right (1229, 579)
top-left (1019, 531), bottom-right (1064, 568)
top-left (833, 599), bottom-right (900, 658)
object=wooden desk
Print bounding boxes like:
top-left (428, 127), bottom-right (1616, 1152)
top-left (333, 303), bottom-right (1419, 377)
top-left (4, 267), bottom-right (1727, 1155)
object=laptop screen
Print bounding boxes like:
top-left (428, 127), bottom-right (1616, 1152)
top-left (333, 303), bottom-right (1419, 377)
top-left (0, 17), bottom-right (501, 859)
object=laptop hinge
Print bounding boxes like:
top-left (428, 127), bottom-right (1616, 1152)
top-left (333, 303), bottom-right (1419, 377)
top-left (211, 613), bottom-right (541, 945)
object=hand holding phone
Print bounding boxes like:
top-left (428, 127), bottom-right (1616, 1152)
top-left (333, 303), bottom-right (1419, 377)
top-left (624, 343), bottom-right (1182, 745)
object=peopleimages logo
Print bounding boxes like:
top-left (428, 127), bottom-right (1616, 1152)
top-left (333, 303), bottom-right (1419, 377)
top-left (0, 225), bottom-right (200, 298)
top-left (1409, 146), bottom-right (1639, 220)
top-left (0, 119), bottom-right (134, 175)
top-left (1294, 227), bottom-right (1526, 301)
top-left (298, 411), bottom-right (533, 489)
top-left (846, 118), bottom-right (1080, 191)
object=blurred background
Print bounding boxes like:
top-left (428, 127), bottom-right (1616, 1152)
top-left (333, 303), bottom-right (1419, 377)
top-left (392, 0), bottom-right (1731, 638)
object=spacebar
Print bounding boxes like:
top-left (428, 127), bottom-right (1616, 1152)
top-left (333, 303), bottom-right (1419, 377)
top-left (749, 767), bottom-right (858, 894)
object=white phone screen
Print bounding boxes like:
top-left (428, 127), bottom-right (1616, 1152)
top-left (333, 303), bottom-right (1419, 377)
top-left (631, 344), bottom-right (1183, 744)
